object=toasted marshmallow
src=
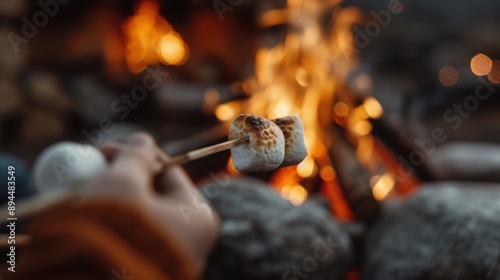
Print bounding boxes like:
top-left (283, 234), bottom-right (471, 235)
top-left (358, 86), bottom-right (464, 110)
top-left (272, 115), bottom-right (308, 166)
top-left (229, 114), bottom-right (285, 172)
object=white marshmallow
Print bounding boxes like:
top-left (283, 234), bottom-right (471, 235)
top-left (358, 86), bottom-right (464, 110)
top-left (229, 114), bottom-right (285, 172)
top-left (33, 142), bottom-right (107, 194)
top-left (272, 115), bottom-right (308, 167)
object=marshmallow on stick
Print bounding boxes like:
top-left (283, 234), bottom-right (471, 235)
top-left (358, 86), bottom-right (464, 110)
top-left (12, 114), bottom-right (306, 220)
top-left (272, 115), bottom-right (308, 167)
top-left (229, 114), bottom-right (285, 172)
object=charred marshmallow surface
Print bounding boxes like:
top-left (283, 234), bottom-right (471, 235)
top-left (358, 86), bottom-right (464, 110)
top-left (272, 115), bottom-right (308, 167)
top-left (229, 114), bottom-right (285, 172)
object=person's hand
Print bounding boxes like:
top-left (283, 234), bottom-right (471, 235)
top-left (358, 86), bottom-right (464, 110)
top-left (83, 133), bottom-right (220, 272)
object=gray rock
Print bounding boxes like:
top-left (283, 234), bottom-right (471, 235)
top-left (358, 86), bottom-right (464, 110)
top-left (363, 182), bottom-right (500, 280)
top-left (427, 142), bottom-right (500, 182)
top-left (202, 177), bottom-right (352, 280)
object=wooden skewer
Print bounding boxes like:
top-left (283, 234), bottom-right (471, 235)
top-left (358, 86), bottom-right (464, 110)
top-left (162, 137), bottom-right (249, 169)
top-left (1, 137), bottom-right (249, 221)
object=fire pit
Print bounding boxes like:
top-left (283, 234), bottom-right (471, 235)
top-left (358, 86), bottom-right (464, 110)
top-left (2, 0), bottom-right (500, 279)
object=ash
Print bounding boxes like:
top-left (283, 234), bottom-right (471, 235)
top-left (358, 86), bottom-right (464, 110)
top-left (364, 182), bottom-right (500, 280)
top-left (201, 177), bottom-right (352, 280)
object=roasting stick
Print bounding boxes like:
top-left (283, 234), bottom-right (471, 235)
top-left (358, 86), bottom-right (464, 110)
top-left (162, 137), bottom-right (249, 169)
top-left (1, 113), bottom-right (309, 248)
top-left (0, 137), bottom-right (250, 224)
top-left (0, 137), bottom-right (247, 248)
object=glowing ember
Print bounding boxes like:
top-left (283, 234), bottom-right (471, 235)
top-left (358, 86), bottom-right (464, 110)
top-left (439, 65), bottom-right (459, 87)
top-left (353, 120), bottom-right (372, 136)
top-left (215, 102), bottom-right (239, 121)
top-left (487, 60), bottom-right (500, 84)
top-left (122, 0), bottom-right (189, 73)
top-left (296, 156), bottom-right (317, 178)
top-left (159, 33), bottom-right (188, 65)
top-left (363, 97), bottom-right (384, 119)
top-left (280, 184), bottom-right (308, 206)
top-left (348, 106), bottom-right (369, 125)
top-left (319, 165), bottom-right (336, 181)
top-left (470, 53), bottom-right (492, 76)
top-left (356, 135), bottom-right (374, 165)
top-left (334, 102), bottom-right (350, 117)
top-left (371, 173), bottom-right (395, 200)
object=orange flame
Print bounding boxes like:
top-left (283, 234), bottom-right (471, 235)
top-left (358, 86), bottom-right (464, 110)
top-left (215, 0), bottom-right (364, 208)
top-left (122, 0), bottom-right (189, 73)
top-left (215, 0), bottom-right (405, 209)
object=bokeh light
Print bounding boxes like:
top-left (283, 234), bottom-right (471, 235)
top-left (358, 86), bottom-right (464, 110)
top-left (363, 97), bottom-right (383, 119)
top-left (471, 53), bottom-right (493, 76)
top-left (439, 65), bottom-right (459, 87)
top-left (487, 60), bottom-right (500, 84)
top-left (334, 102), bottom-right (349, 117)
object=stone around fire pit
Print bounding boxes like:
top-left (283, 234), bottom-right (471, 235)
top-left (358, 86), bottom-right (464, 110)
top-left (427, 142), bottom-right (500, 182)
top-left (201, 177), bottom-right (352, 280)
top-left (363, 182), bottom-right (500, 280)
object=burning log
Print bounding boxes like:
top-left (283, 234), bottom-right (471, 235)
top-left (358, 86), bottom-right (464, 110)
top-left (328, 123), bottom-right (380, 225)
top-left (371, 117), bottom-right (434, 181)
top-left (154, 82), bottom-right (246, 115)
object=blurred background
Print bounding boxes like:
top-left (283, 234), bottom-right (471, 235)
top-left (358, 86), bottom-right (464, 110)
top-left (1, 0), bottom-right (500, 276)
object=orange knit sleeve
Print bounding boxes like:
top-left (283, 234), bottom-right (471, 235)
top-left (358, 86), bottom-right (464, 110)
top-left (3, 200), bottom-right (200, 280)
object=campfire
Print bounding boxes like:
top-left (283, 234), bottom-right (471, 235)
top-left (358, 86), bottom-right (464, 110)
top-left (122, 0), bottom-right (189, 73)
top-left (3, 0), bottom-right (500, 279)
top-left (118, 0), bottom-right (417, 217)
top-left (208, 0), bottom-right (418, 219)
